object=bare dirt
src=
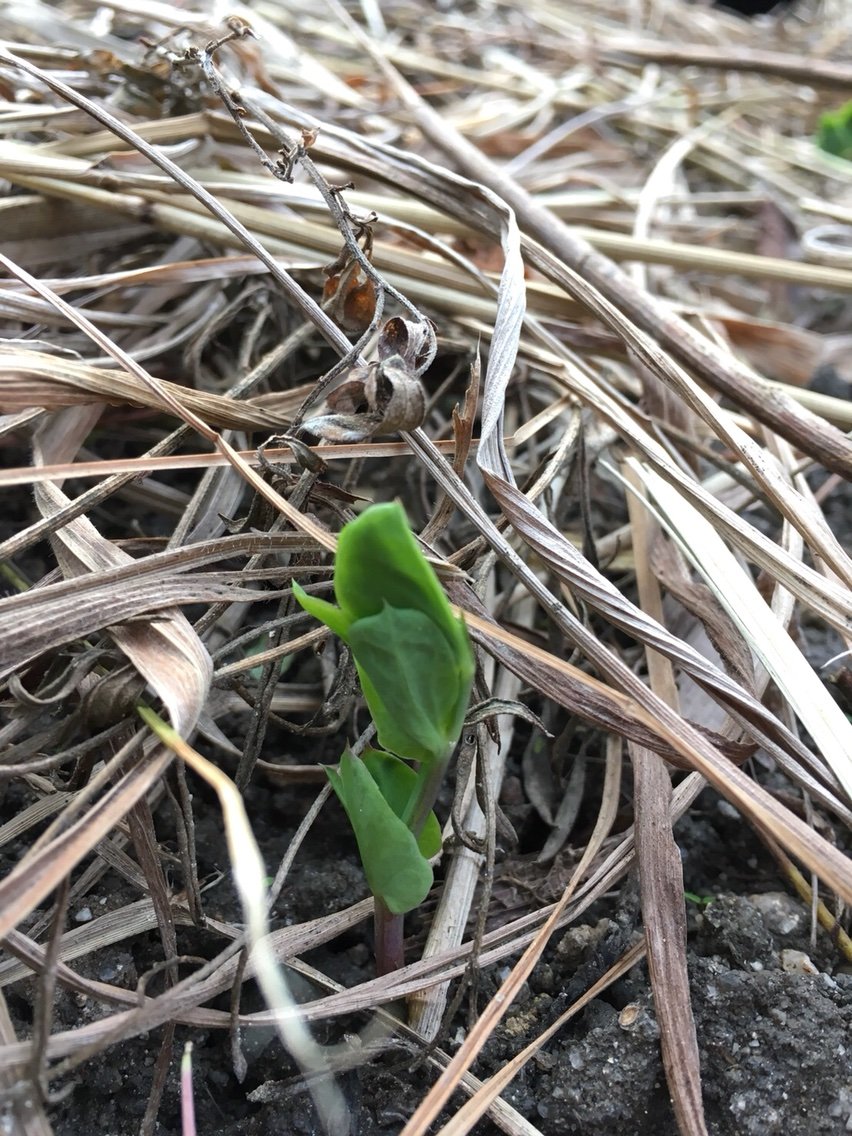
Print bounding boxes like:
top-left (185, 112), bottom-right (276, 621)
top-left (5, 765), bottom-right (849, 1136)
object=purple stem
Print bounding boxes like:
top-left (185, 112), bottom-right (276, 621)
top-left (374, 897), bottom-right (405, 976)
top-left (374, 746), bottom-right (454, 976)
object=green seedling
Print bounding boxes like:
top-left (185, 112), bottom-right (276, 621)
top-left (294, 502), bottom-right (474, 973)
top-left (244, 637), bottom-right (292, 682)
top-left (684, 891), bottom-right (714, 908)
top-left (817, 101), bottom-right (852, 161)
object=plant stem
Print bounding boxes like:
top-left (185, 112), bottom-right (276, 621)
top-left (374, 746), bottom-right (455, 976)
top-left (403, 747), bottom-right (454, 836)
top-left (374, 897), bottom-right (405, 976)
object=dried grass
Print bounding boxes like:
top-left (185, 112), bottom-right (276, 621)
top-left (1, 1), bottom-right (851, 1134)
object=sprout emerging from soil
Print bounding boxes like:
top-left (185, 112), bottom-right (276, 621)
top-left (294, 502), bottom-right (474, 974)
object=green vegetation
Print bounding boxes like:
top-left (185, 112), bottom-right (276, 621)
top-left (294, 502), bottom-right (475, 969)
top-left (817, 101), bottom-right (852, 161)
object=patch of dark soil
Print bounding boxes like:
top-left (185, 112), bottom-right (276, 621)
top-left (692, 960), bottom-right (852, 1135)
top-left (27, 784), bottom-right (851, 1136)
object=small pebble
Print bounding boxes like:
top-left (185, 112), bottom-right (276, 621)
top-left (618, 1003), bottom-right (641, 1029)
top-left (780, 949), bottom-right (819, 975)
top-left (749, 892), bottom-right (803, 936)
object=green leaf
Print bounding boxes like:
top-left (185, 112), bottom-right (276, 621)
top-left (333, 502), bottom-right (452, 625)
top-left (361, 748), bottom-right (442, 858)
top-left (291, 582), bottom-right (353, 640)
top-left (292, 503), bottom-right (474, 764)
top-left (817, 101), bottom-right (852, 161)
top-left (348, 605), bottom-right (463, 763)
top-left (325, 750), bottom-right (433, 914)
top-left (331, 503), bottom-right (473, 711)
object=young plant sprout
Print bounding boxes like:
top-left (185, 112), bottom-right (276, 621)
top-left (293, 502), bottom-right (475, 974)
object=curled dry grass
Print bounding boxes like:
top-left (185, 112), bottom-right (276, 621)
top-left (1, 1), bottom-right (851, 1133)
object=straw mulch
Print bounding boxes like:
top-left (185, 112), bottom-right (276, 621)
top-left (1, 1), bottom-right (851, 1133)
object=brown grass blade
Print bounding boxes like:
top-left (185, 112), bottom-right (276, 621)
top-left (0, 347), bottom-right (300, 430)
top-left (624, 458), bottom-right (707, 1136)
top-left (0, 572), bottom-right (267, 680)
